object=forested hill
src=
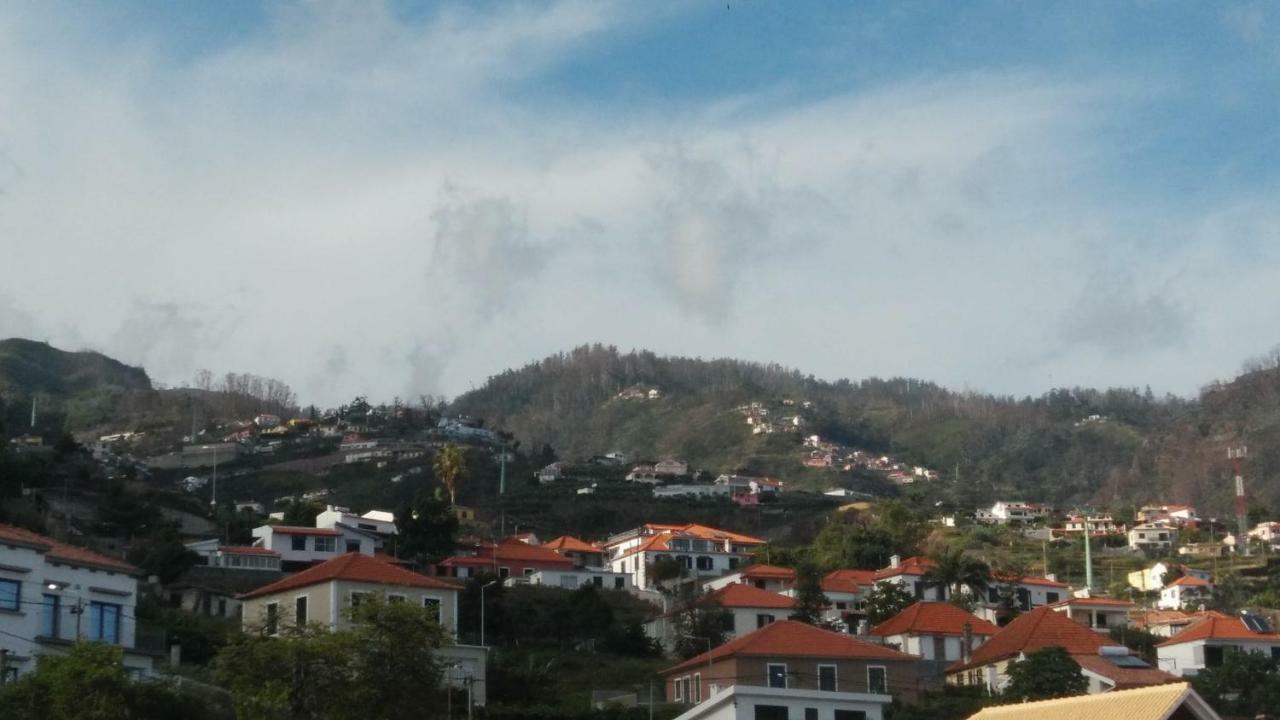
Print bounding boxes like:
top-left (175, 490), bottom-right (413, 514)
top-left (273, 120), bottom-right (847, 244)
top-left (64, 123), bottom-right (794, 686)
top-left (0, 339), bottom-right (153, 433)
top-left (450, 344), bottom-right (1280, 515)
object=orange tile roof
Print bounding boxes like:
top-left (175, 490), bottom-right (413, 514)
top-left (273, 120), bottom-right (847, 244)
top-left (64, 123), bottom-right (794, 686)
top-left (240, 553), bottom-right (460, 599)
top-left (948, 606), bottom-right (1111, 673)
top-left (871, 601), bottom-right (1000, 638)
top-left (662, 619), bottom-right (916, 675)
top-left (1167, 576), bottom-right (1211, 588)
top-left (640, 523), bottom-right (766, 546)
top-left (740, 564), bottom-right (797, 581)
top-left (994, 574), bottom-right (1069, 589)
top-left (822, 569), bottom-right (876, 594)
top-left (1071, 655), bottom-right (1180, 690)
top-left (0, 523), bottom-right (139, 574)
top-left (542, 535), bottom-right (601, 554)
top-left (712, 583), bottom-right (796, 610)
top-left (874, 556), bottom-right (936, 579)
top-left (1157, 611), bottom-right (1280, 647)
top-left (1049, 596), bottom-right (1135, 608)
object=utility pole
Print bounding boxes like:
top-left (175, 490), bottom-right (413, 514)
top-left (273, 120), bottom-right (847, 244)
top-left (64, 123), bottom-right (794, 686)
top-left (1230, 447), bottom-right (1249, 556)
top-left (30, 395), bottom-right (37, 430)
top-left (210, 446), bottom-right (218, 511)
top-left (1083, 515), bottom-right (1094, 593)
top-left (499, 443), bottom-right (507, 495)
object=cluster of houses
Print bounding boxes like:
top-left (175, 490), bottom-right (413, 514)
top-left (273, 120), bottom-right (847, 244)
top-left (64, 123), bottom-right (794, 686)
top-left (803, 434), bottom-right (939, 485)
top-left (737, 400), bottom-right (808, 436)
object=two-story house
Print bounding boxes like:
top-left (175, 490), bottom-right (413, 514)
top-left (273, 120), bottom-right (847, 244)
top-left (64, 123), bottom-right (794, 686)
top-left (1157, 612), bottom-right (1280, 676)
top-left (1158, 576), bottom-right (1213, 611)
top-left (0, 523), bottom-right (155, 678)
top-left (1049, 596), bottom-right (1134, 632)
top-left (703, 564), bottom-right (797, 593)
top-left (251, 525), bottom-right (378, 569)
top-left (314, 506), bottom-right (398, 538)
top-left (541, 535), bottom-right (606, 569)
top-left (439, 537), bottom-right (575, 581)
top-left (873, 556), bottom-right (942, 601)
top-left (870, 601), bottom-right (999, 674)
top-left (662, 619), bottom-right (921, 718)
top-left (604, 524), bottom-right (766, 589)
top-left (1129, 523), bottom-right (1178, 552)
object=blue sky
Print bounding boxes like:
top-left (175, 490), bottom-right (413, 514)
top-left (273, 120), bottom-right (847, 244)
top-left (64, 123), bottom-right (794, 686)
top-left (1, 1), bottom-right (1279, 405)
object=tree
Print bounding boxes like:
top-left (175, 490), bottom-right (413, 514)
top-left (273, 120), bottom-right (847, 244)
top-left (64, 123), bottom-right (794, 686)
top-left (345, 596), bottom-right (446, 720)
top-left (433, 443), bottom-right (465, 507)
top-left (673, 595), bottom-right (731, 660)
top-left (127, 526), bottom-right (200, 584)
top-left (863, 581), bottom-right (915, 625)
top-left (1192, 647), bottom-right (1280, 717)
top-left (1003, 646), bottom-right (1087, 701)
top-left (395, 488), bottom-right (458, 564)
top-left (926, 546), bottom-right (991, 602)
top-left (789, 563), bottom-right (831, 626)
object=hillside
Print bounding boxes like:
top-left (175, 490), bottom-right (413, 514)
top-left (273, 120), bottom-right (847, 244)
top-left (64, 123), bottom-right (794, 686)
top-left (0, 338), bottom-right (153, 433)
top-left (450, 344), bottom-right (1279, 516)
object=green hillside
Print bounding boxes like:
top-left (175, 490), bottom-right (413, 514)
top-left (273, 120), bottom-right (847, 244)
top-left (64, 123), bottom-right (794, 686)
top-left (450, 344), bottom-right (1280, 516)
top-left (0, 338), bottom-right (153, 433)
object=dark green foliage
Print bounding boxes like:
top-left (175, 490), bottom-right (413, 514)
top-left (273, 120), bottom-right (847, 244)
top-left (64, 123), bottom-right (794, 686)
top-left (1107, 625), bottom-right (1160, 664)
top-left (887, 686), bottom-right (989, 720)
top-left (789, 562), bottom-right (830, 626)
top-left (394, 488), bottom-right (458, 564)
top-left (811, 503), bottom-right (924, 571)
top-left (1003, 646), bottom-right (1088, 701)
top-left (127, 527), bottom-right (200, 584)
top-left (925, 546), bottom-right (990, 602)
top-left (863, 581), bottom-right (916, 625)
top-left (1191, 648), bottom-right (1280, 717)
top-left (673, 595), bottom-right (732, 660)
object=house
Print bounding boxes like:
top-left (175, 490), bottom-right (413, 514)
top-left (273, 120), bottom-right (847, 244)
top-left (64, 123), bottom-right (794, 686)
top-left (541, 535), bottom-right (606, 569)
top-left (1247, 521), bottom-right (1280, 549)
top-left (654, 484), bottom-right (731, 499)
top-left (186, 540), bottom-right (283, 572)
top-left (251, 525), bottom-right (377, 569)
top-left (1136, 505), bottom-right (1199, 528)
top-left (165, 560), bottom-right (285, 620)
top-left (966, 682), bottom-right (1221, 720)
top-left (946, 606), bottom-right (1177, 695)
top-left (0, 523), bottom-right (155, 678)
top-left (1158, 576), bottom-right (1213, 611)
top-left (439, 537), bottom-right (575, 581)
top-left (661, 619), bottom-right (921, 710)
top-left (516, 567), bottom-right (632, 591)
top-left (1048, 596), bottom-right (1134, 633)
top-left (714, 475), bottom-right (784, 495)
top-left (1177, 542), bottom-right (1228, 558)
top-left (817, 570), bottom-right (876, 623)
top-left (1128, 563), bottom-right (1213, 592)
top-left (1129, 523), bottom-right (1178, 551)
top-left (985, 502), bottom-right (1053, 525)
top-left (869, 601), bottom-right (999, 677)
top-left (873, 556), bottom-right (942, 601)
top-left (1131, 609), bottom-right (1206, 639)
top-left (655, 459), bottom-right (690, 477)
top-left (315, 506), bottom-right (398, 537)
top-left (237, 553), bottom-right (485, 704)
top-left (976, 574), bottom-right (1070, 623)
top-left (1060, 514), bottom-right (1123, 535)
top-left (703, 564), bottom-right (798, 593)
top-left (1157, 611), bottom-right (1280, 676)
top-left (234, 501), bottom-right (266, 515)
top-left (537, 462), bottom-right (566, 484)
top-left (626, 465), bottom-right (662, 484)
top-left (668, 683), bottom-right (894, 720)
top-left (650, 584), bottom-right (797, 651)
top-left (604, 523), bottom-right (767, 589)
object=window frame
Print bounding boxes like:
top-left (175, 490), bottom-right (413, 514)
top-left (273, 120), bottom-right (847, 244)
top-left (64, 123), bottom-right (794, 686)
top-left (290, 534), bottom-right (307, 551)
top-left (693, 672), bottom-right (702, 703)
top-left (423, 596), bottom-right (441, 620)
top-left (40, 593), bottom-right (60, 638)
top-left (0, 578), bottom-right (20, 611)
top-left (867, 665), bottom-right (888, 694)
top-left (314, 536), bottom-right (337, 553)
top-left (766, 662), bottom-right (788, 689)
top-left (294, 594), bottom-right (309, 626)
top-left (88, 601), bottom-right (122, 644)
top-left (265, 601), bottom-right (280, 636)
top-left (818, 663), bottom-right (838, 692)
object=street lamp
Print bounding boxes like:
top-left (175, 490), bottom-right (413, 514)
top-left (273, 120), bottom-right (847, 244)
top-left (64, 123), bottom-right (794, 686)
top-left (480, 580), bottom-right (497, 647)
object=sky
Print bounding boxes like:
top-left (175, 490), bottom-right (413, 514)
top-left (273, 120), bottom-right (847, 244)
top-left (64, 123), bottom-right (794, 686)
top-left (1, 1), bottom-right (1279, 407)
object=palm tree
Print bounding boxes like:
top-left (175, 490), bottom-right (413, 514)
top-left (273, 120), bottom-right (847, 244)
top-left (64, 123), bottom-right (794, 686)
top-left (926, 546), bottom-right (991, 602)
top-left (433, 443), bottom-right (465, 507)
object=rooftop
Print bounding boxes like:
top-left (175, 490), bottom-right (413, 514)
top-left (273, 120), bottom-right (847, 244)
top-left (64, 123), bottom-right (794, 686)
top-left (240, 552), bottom-right (460, 599)
top-left (662, 619), bottom-right (915, 676)
top-left (711, 583), bottom-right (796, 610)
top-left (0, 523), bottom-right (138, 575)
top-left (871, 601), bottom-right (1000, 638)
top-left (1157, 611), bottom-right (1280, 647)
top-left (966, 683), bottom-right (1218, 720)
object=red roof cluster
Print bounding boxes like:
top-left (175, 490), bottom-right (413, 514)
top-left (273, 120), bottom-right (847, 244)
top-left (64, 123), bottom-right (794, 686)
top-left (871, 602), bottom-right (1000, 638)
top-left (0, 523), bottom-right (139, 574)
top-left (663, 619), bottom-right (916, 675)
top-left (874, 556), bottom-right (936, 579)
top-left (241, 552), bottom-right (460, 599)
top-left (1166, 576), bottom-right (1212, 588)
top-left (822, 569), bottom-right (876, 594)
top-left (441, 538), bottom-right (576, 568)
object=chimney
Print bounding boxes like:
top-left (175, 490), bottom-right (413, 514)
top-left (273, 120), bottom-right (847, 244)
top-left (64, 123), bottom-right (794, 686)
top-left (961, 622), bottom-right (974, 663)
top-left (890, 554), bottom-right (901, 569)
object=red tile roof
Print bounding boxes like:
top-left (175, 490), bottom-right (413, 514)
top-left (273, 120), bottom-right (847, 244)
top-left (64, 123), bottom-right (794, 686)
top-left (265, 526), bottom-right (341, 536)
top-left (740, 564), bottom-right (797, 581)
top-left (0, 523), bottom-right (139, 575)
top-left (441, 538), bottom-right (576, 568)
top-left (1157, 612), bottom-right (1280, 647)
top-left (240, 553), bottom-right (460, 599)
top-left (1071, 654), bottom-right (1180, 690)
top-left (993, 574), bottom-right (1068, 589)
top-left (822, 569), bottom-right (876, 594)
top-left (220, 546), bottom-right (281, 556)
top-left (712, 583), bottom-right (796, 610)
top-left (948, 606), bottom-right (1111, 672)
top-left (542, 536), bottom-right (601, 554)
top-left (662, 619), bottom-right (916, 675)
top-left (874, 556), bottom-right (936, 579)
top-left (1167, 576), bottom-right (1211, 588)
top-left (639, 523), bottom-right (766, 546)
top-left (871, 602), bottom-right (1000, 638)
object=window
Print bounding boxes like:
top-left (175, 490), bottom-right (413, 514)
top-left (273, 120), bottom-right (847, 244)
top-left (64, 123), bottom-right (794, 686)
top-left (754, 705), bottom-right (788, 720)
top-left (387, 594), bottom-right (406, 604)
top-left (592, 576), bottom-right (603, 588)
top-left (560, 575), bottom-right (579, 589)
top-left (423, 597), bottom-right (440, 620)
top-left (673, 677), bottom-right (683, 702)
top-left (351, 591), bottom-right (371, 608)
top-left (0, 579), bottom-right (19, 611)
top-left (523, 568), bottom-right (536, 577)
top-left (1046, 592), bottom-right (1060, 604)
top-left (680, 555), bottom-right (693, 570)
top-left (818, 664), bottom-right (837, 691)
top-left (291, 535), bottom-right (307, 551)
top-left (682, 677), bottom-right (692, 703)
top-left (805, 709), bottom-right (819, 720)
top-left (728, 557), bottom-right (740, 570)
top-left (721, 614), bottom-right (735, 633)
top-left (314, 536), bottom-right (336, 553)
top-left (696, 556), bottom-right (713, 571)
top-left (357, 523), bottom-right (377, 531)
top-left (1271, 646), bottom-right (1280, 660)
top-left (345, 541), bottom-right (361, 553)
top-left (40, 594), bottom-right (60, 637)
top-left (867, 666), bottom-right (887, 694)
top-left (88, 602), bottom-right (121, 644)
top-left (1095, 612), bottom-right (1108, 628)
top-left (767, 663), bottom-right (787, 689)
top-left (614, 577), bottom-right (625, 589)
top-left (757, 614), bottom-right (776, 629)
top-left (1205, 646), bottom-right (1224, 668)
top-left (1, 666), bottom-right (17, 684)
top-left (217, 598), bottom-right (227, 617)
top-left (932, 636), bottom-right (947, 660)
top-left (295, 596), bottom-right (308, 625)
top-left (498, 567), bottom-right (510, 579)
top-left (694, 673), bottom-right (702, 703)
top-left (834, 711), bottom-right (867, 720)
top-left (987, 587), bottom-right (1000, 604)
top-left (265, 602), bottom-right (279, 635)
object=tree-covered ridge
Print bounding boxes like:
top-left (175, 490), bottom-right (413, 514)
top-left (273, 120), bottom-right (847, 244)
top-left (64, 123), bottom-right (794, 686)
top-left (451, 343), bottom-right (1280, 514)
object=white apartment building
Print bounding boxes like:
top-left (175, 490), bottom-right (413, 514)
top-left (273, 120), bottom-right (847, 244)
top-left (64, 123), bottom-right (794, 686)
top-left (1129, 523), bottom-right (1178, 551)
top-left (0, 524), bottom-right (155, 679)
top-left (604, 523), bottom-right (766, 589)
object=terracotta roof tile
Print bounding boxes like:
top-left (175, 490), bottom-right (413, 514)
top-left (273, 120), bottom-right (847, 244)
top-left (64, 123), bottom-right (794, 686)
top-left (662, 619), bottom-right (916, 675)
top-left (241, 553), bottom-right (460, 599)
top-left (220, 546), bottom-right (281, 556)
top-left (822, 569), bottom-right (876, 594)
top-left (948, 606), bottom-right (1111, 673)
top-left (712, 583), bottom-right (796, 610)
top-left (871, 601), bottom-right (1000, 638)
top-left (1071, 654), bottom-right (1180, 689)
top-left (740, 564), bottom-right (797, 581)
top-left (1167, 576), bottom-right (1211, 588)
top-left (0, 523), bottom-right (139, 574)
top-left (542, 536), bottom-right (601, 554)
top-left (874, 556), bottom-right (935, 579)
top-left (1157, 611), bottom-right (1280, 647)
top-left (967, 682), bottom-right (1200, 720)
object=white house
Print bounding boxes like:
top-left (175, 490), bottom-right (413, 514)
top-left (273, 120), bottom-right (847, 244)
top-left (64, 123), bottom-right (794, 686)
top-left (647, 584), bottom-right (796, 651)
top-left (654, 484), bottom-right (730, 499)
top-left (604, 523), bottom-right (766, 589)
top-left (669, 684), bottom-right (892, 720)
top-left (625, 465), bottom-right (662, 484)
top-left (186, 539), bottom-right (283, 572)
top-left (1129, 523), bottom-right (1178, 551)
top-left (1157, 611), bottom-right (1280, 676)
top-left (702, 564), bottom-right (797, 593)
top-left (251, 525), bottom-right (378, 567)
top-left (0, 523), bottom-right (154, 678)
top-left (654, 459), bottom-right (690, 477)
top-left (986, 502), bottom-right (1052, 524)
top-left (1158, 576), bottom-right (1213, 610)
top-left (537, 462), bottom-right (567, 484)
top-left (509, 567), bottom-right (632, 591)
top-left (1049, 596), bottom-right (1134, 632)
top-left (870, 601), bottom-right (999, 664)
top-left (1128, 562), bottom-right (1213, 592)
top-left (1248, 521), bottom-right (1280, 548)
top-left (315, 506), bottom-right (398, 537)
